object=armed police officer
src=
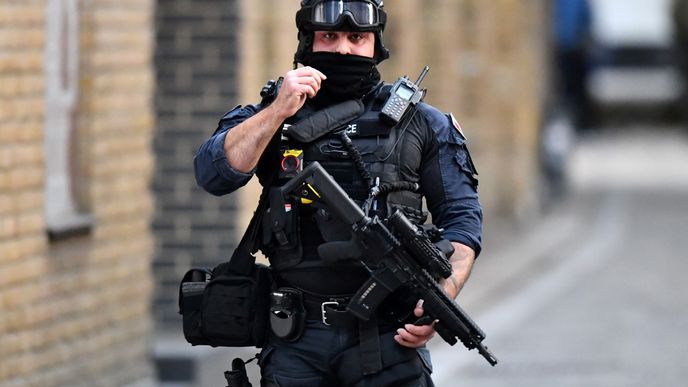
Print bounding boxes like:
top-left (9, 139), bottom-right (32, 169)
top-left (194, 1), bottom-right (482, 386)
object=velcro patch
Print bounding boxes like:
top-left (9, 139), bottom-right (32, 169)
top-left (449, 113), bottom-right (466, 141)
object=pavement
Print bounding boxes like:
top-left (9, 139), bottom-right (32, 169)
top-left (429, 126), bottom-right (688, 387)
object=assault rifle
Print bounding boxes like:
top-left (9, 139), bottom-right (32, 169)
top-left (280, 162), bottom-right (498, 366)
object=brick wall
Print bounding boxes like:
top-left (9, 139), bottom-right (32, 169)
top-left (152, 0), bottom-right (241, 326)
top-left (0, 0), bottom-right (156, 385)
top-left (0, 2), bottom-right (48, 383)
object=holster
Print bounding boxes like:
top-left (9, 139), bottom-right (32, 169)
top-left (269, 287), bottom-right (306, 342)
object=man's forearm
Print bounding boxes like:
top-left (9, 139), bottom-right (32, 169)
top-left (224, 103), bottom-right (288, 173)
top-left (441, 242), bottom-right (475, 299)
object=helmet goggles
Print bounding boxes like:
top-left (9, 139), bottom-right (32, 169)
top-left (295, 0), bottom-right (390, 64)
top-left (310, 1), bottom-right (381, 30)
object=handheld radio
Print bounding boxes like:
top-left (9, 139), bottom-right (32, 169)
top-left (380, 66), bottom-right (429, 125)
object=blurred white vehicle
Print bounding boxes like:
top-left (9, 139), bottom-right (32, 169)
top-left (588, 0), bottom-right (682, 105)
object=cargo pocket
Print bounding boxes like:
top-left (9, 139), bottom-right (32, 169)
top-left (439, 128), bottom-right (480, 195)
top-left (259, 346), bottom-right (324, 387)
top-left (454, 144), bottom-right (479, 188)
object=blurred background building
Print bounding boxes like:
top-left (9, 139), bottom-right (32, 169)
top-left (2, 0), bottom-right (686, 386)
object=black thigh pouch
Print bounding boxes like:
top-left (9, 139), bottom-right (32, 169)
top-left (332, 331), bottom-right (428, 387)
top-left (178, 259), bottom-right (272, 348)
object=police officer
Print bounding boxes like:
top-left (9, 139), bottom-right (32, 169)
top-left (194, 1), bottom-right (482, 386)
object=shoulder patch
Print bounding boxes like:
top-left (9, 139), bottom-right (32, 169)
top-left (449, 113), bottom-right (466, 141)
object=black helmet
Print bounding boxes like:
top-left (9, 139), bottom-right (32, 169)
top-left (294, 0), bottom-right (390, 64)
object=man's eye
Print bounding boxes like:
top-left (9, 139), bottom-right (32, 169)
top-left (349, 34), bottom-right (363, 42)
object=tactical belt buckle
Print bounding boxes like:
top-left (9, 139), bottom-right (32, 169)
top-left (321, 301), bottom-right (339, 326)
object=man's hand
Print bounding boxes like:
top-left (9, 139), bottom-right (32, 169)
top-left (224, 66), bottom-right (326, 173)
top-left (272, 66), bottom-right (327, 118)
top-left (394, 242), bottom-right (476, 349)
top-left (394, 300), bottom-right (436, 348)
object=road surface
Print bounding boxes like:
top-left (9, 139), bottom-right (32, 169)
top-left (430, 126), bottom-right (688, 387)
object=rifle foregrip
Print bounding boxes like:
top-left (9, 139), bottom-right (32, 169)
top-left (421, 289), bottom-right (474, 343)
top-left (388, 210), bottom-right (452, 279)
top-left (420, 287), bottom-right (498, 365)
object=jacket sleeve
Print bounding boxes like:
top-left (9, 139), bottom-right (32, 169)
top-left (417, 103), bottom-right (484, 257)
top-left (193, 104), bottom-right (261, 196)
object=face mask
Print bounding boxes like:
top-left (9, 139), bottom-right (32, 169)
top-left (302, 51), bottom-right (381, 105)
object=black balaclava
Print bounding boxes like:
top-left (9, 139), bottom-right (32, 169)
top-left (301, 51), bottom-right (381, 106)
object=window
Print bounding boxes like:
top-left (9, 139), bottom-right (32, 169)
top-left (44, 0), bottom-right (92, 239)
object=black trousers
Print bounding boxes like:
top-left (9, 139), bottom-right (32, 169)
top-left (259, 320), bottom-right (434, 387)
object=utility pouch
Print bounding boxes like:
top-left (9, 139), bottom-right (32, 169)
top-left (178, 260), bottom-right (273, 348)
top-left (269, 287), bottom-right (306, 342)
top-left (261, 192), bottom-right (303, 270)
top-left (179, 267), bottom-right (212, 343)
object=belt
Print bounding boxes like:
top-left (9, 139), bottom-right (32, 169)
top-left (302, 294), bottom-right (358, 329)
top-left (301, 293), bottom-right (403, 331)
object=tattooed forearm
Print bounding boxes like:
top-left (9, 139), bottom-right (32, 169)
top-left (441, 242), bottom-right (476, 299)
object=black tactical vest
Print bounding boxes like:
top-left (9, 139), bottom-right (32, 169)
top-left (260, 84), bottom-right (426, 277)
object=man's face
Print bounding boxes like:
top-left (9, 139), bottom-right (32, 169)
top-left (312, 31), bottom-right (375, 57)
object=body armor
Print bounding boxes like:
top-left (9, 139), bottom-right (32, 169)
top-left (260, 85), bottom-right (426, 289)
